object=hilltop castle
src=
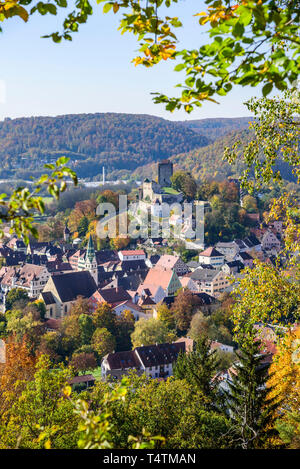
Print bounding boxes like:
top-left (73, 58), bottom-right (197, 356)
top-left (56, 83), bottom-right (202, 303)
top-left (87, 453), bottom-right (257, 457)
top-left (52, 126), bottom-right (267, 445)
top-left (139, 160), bottom-right (183, 204)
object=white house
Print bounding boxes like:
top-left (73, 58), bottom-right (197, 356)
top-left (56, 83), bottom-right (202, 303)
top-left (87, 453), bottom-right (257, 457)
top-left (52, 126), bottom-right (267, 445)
top-left (261, 230), bottom-right (281, 251)
top-left (137, 284), bottom-right (166, 305)
top-left (0, 264), bottom-right (50, 304)
top-left (215, 242), bottom-right (239, 260)
top-left (118, 250), bottom-right (146, 262)
top-left (210, 341), bottom-right (234, 354)
top-left (101, 341), bottom-right (186, 380)
top-left (113, 299), bottom-right (152, 321)
top-left (198, 247), bottom-right (225, 267)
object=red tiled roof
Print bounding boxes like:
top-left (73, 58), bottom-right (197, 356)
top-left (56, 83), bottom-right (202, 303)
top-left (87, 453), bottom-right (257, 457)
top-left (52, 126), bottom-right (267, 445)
top-left (69, 374), bottom-right (95, 385)
top-left (155, 255), bottom-right (180, 270)
top-left (120, 250), bottom-right (145, 256)
top-left (175, 337), bottom-right (194, 353)
top-left (106, 350), bottom-right (141, 370)
top-left (97, 287), bottom-right (131, 305)
top-left (199, 247), bottom-right (224, 257)
top-left (143, 268), bottom-right (173, 290)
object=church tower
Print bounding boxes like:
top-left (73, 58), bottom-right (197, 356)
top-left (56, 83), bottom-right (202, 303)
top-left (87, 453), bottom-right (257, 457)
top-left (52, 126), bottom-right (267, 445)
top-left (64, 222), bottom-right (71, 242)
top-left (84, 235), bottom-right (98, 286)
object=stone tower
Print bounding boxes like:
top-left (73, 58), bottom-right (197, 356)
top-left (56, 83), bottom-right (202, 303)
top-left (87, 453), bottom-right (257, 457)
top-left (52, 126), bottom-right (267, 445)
top-left (158, 160), bottom-right (173, 187)
top-left (83, 235), bottom-right (98, 286)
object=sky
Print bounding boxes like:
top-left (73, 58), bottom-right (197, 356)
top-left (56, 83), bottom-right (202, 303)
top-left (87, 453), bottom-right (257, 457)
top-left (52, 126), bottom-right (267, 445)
top-left (0, 0), bottom-right (262, 122)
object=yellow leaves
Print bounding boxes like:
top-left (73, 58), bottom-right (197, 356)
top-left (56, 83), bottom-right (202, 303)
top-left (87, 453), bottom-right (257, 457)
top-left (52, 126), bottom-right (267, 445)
top-left (44, 439), bottom-right (51, 449)
top-left (63, 385), bottom-right (72, 398)
top-left (259, 63), bottom-right (269, 75)
top-left (0, 0), bottom-right (28, 22)
top-left (196, 4), bottom-right (238, 26)
top-left (191, 92), bottom-right (218, 104)
top-left (268, 326), bottom-right (300, 414)
top-left (133, 42), bottom-right (176, 67)
top-left (160, 46), bottom-right (176, 61)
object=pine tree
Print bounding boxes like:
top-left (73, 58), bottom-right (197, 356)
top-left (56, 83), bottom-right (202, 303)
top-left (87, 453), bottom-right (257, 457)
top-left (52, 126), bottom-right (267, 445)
top-left (174, 334), bottom-right (220, 405)
top-left (225, 337), bottom-right (277, 449)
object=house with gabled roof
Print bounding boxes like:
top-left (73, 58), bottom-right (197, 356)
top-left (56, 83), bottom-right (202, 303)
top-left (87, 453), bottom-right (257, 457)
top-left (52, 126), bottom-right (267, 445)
top-left (0, 264), bottom-right (50, 304)
top-left (221, 260), bottom-right (244, 275)
top-left (101, 341), bottom-right (186, 380)
top-left (39, 270), bottom-right (97, 319)
top-left (180, 276), bottom-right (199, 291)
top-left (242, 234), bottom-right (261, 251)
top-left (7, 237), bottom-right (26, 254)
top-left (235, 251), bottom-right (254, 268)
top-left (113, 299), bottom-right (151, 321)
top-left (118, 250), bottom-right (146, 262)
top-left (198, 247), bottom-right (225, 267)
top-left (261, 230), bottom-right (281, 251)
top-left (155, 254), bottom-right (189, 276)
top-left (95, 249), bottom-right (119, 265)
top-left (141, 267), bottom-right (182, 297)
top-left (187, 267), bottom-right (230, 298)
top-left (89, 286), bottom-right (131, 312)
top-left (215, 241), bottom-right (240, 260)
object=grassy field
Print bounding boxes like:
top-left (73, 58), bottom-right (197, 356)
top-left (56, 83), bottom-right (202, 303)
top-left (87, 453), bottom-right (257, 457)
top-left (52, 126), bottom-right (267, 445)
top-left (162, 186), bottom-right (180, 195)
top-left (80, 366), bottom-right (102, 381)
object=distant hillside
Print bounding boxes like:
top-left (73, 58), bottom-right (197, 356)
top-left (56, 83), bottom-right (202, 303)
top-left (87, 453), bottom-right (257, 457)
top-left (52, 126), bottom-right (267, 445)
top-left (180, 117), bottom-right (253, 141)
top-left (134, 127), bottom-right (296, 184)
top-left (133, 129), bottom-right (249, 182)
top-left (0, 113), bottom-right (209, 180)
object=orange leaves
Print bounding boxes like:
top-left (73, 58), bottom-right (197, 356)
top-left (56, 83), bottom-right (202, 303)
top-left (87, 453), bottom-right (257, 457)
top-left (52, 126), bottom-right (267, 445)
top-left (133, 42), bottom-right (176, 67)
top-left (0, 338), bottom-right (37, 418)
top-left (117, 7), bottom-right (180, 68)
top-left (196, 4), bottom-right (239, 27)
top-left (112, 2), bottom-right (119, 14)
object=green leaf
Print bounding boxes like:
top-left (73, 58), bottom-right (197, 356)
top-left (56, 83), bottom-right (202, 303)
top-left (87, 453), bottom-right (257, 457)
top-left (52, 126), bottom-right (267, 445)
top-left (232, 22), bottom-right (245, 38)
top-left (262, 82), bottom-right (273, 97)
top-left (103, 3), bottom-right (112, 13)
top-left (174, 63), bottom-right (185, 72)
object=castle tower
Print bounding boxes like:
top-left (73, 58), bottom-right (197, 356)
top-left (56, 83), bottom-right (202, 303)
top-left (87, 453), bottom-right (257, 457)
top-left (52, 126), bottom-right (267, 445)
top-left (64, 222), bottom-right (70, 242)
top-left (158, 160), bottom-right (173, 187)
top-left (84, 234), bottom-right (98, 286)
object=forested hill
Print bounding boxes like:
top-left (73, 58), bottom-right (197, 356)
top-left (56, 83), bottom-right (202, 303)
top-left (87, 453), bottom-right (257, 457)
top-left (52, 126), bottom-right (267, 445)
top-left (133, 128), bottom-right (249, 182)
top-left (134, 127), bottom-right (296, 184)
top-left (180, 117), bottom-right (253, 141)
top-left (0, 113), bottom-right (209, 180)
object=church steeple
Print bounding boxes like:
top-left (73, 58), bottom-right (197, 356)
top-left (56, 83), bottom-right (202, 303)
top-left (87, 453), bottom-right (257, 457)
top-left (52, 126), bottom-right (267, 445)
top-left (64, 222), bottom-right (70, 242)
top-left (86, 234), bottom-right (95, 263)
top-left (84, 234), bottom-right (98, 285)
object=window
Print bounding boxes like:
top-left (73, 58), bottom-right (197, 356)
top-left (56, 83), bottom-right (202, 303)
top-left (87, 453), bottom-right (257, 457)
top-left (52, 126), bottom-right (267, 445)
top-left (64, 305), bottom-right (68, 313)
top-left (50, 307), bottom-right (53, 317)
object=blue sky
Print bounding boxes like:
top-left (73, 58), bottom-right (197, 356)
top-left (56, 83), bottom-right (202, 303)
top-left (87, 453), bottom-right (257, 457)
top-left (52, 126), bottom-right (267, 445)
top-left (0, 0), bottom-right (262, 122)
